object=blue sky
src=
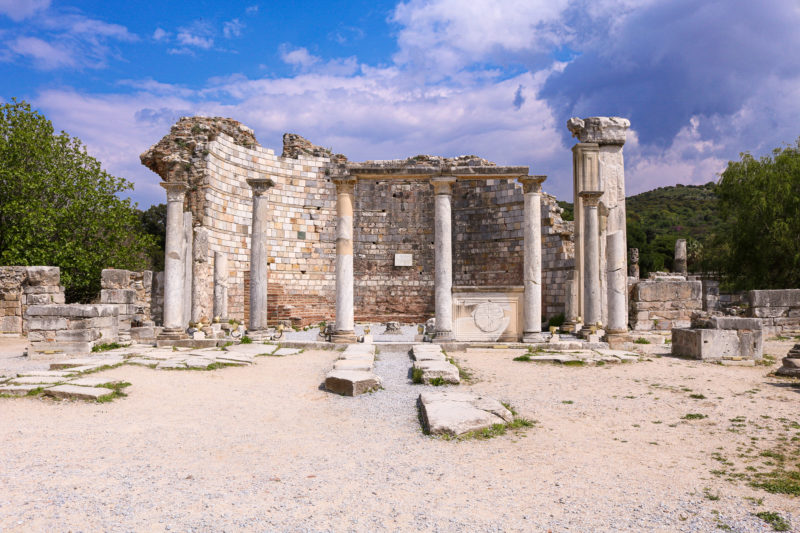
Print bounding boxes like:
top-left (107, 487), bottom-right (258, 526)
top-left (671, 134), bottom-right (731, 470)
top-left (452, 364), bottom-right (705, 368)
top-left (2, 0), bottom-right (800, 207)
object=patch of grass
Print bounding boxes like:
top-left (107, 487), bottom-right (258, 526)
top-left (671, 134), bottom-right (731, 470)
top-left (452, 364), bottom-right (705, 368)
top-left (562, 360), bottom-right (585, 367)
top-left (447, 357), bottom-right (473, 382)
top-left (25, 386), bottom-right (45, 397)
top-left (750, 472), bottom-right (800, 496)
top-left (500, 402), bottom-right (517, 416)
top-left (91, 342), bottom-right (128, 353)
top-left (754, 512), bottom-right (791, 531)
top-left (513, 354), bottom-right (532, 362)
top-left (683, 413), bottom-right (708, 420)
top-left (240, 336), bottom-right (253, 344)
top-left (634, 337), bottom-right (651, 344)
top-left (702, 487), bottom-right (720, 501)
top-left (562, 400), bottom-right (574, 404)
top-left (689, 393), bottom-right (707, 399)
top-left (411, 367), bottom-right (424, 384)
top-left (428, 377), bottom-right (446, 386)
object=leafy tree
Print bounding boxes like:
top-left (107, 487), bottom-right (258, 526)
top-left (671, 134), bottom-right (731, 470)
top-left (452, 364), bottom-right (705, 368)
top-left (138, 203), bottom-right (166, 271)
top-left (714, 140), bottom-right (800, 290)
top-left (0, 99), bottom-right (156, 302)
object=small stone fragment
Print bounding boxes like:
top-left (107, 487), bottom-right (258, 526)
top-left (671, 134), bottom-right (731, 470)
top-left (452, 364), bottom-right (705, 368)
top-left (325, 370), bottom-right (381, 396)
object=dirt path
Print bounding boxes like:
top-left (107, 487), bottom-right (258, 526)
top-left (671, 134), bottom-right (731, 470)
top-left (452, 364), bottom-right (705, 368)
top-left (0, 340), bottom-right (798, 532)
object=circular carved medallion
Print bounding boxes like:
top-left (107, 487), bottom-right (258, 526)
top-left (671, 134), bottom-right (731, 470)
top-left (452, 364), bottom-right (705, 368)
top-left (473, 302), bottom-right (505, 332)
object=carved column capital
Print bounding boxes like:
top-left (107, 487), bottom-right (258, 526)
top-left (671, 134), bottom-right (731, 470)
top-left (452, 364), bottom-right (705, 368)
top-left (160, 181), bottom-right (188, 203)
top-left (579, 190), bottom-right (603, 207)
top-left (332, 176), bottom-right (357, 195)
top-left (519, 175), bottom-right (546, 194)
top-left (567, 116), bottom-right (630, 146)
top-left (246, 177), bottom-right (275, 197)
top-left (431, 176), bottom-right (457, 195)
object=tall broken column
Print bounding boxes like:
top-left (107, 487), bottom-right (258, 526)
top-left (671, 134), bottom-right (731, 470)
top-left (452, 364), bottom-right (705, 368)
top-left (580, 191), bottom-right (603, 327)
top-left (332, 176), bottom-right (357, 343)
top-left (159, 181), bottom-right (188, 338)
top-left (674, 239), bottom-right (687, 275)
top-left (432, 177), bottom-right (457, 341)
top-left (183, 212), bottom-right (193, 326)
top-left (213, 252), bottom-right (228, 320)
top-left (563, 270), bottom-right (579, 332)
top-left (246, 177), bottom-right (275, 336)
top-left (191, 226), bottom-right (210, 324)
top-left (568, 116), bottom-right (630, 327)
top-left (606, 231), bottom-right (628, 334)
top-left (520, 175), bottom-right (546, 342)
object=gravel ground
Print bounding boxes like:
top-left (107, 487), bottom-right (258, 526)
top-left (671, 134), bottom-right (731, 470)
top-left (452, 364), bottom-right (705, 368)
top-left (1, 339), bottom-right (799, 532)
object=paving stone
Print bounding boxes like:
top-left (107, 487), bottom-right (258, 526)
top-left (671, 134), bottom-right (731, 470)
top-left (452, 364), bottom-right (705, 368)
top-left (333, 359), bottom-right (374, 371)
top-left (64, 365), bottom-right (108, 374)
top-left (49, 357), bottom-right (123, 370)
top-left (413, 360), bottom-right (460, 384)
top-left (527, 354), bottom-right (582, 364)
top-left (325, 370), bottom-right (382, 396)
top-left (0, 383), bottom-right (43, 396)
top-left (68, 376), bottom-right (126, 387)
top-left (273, 348), bottom-right (301, 356)
top-left (412, 350), bottom-right (446, 361)
top-left (341, 344), bottom-right (375, 357)
top-left (338, 351), bottom-right (375, 361)
top-left (225, 344), bottom-right (276, 356)
top-left (45, 384), bottom-right (115, 401)
top-left (157, 359), bottom-right (188, 370)
top-left (213, 358), bottom-right (250, 366)
top-left (185, 358), bottom-right (215, 369)
top-left (719, 359), bottom-right (756, 366)
top-left (18, 370), bottom-right (76, 378)
top-left (126, 358), bottom-right (158, 367)
top-left (418, 391), bottom-right (513, 436)
top-left (10, 376), bottom-right (66, 385)
top-left (211, 352), bottom-right (254, 363)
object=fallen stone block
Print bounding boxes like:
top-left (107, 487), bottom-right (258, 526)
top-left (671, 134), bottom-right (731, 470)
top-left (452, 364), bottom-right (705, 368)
top-left (185, 358), bottom-right (215, 369)
top-left (17, 370), bottom-right (76, 378)
top-left (213, 358), bottom-right (250, 366)
top-left (341, 344), bottom-right (375, 357)
top-left (418, 391), bottom-right (513, 436)
top-left (333, 359), bottom-right (373, 371)
top-left (413, 360), bottom-right (460, 384)
top-left (67, 376), bottom-right (126, 387)
top-left (325, 370), bottom-right (381, 396)
top-left (125, 357), bottom-right (158, 367)
top-left (224, 343), bottom-right (277, 356)
top-left (0, 383), bottom-right (43, 396)
top-left (10, 376), bottom-right (66, 385)
top-left (156, 359), bottom-right (188, 370)
top-left (45, 384), bottom-right (115, 401)
top-left (412, 346), bottom-right (445, 361)
top-left (49, 357), bottom-right (124, 370)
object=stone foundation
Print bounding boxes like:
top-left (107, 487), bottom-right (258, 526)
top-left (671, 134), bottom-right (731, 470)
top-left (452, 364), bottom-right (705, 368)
top-left (746, 289), bottom-right (800, 337)
top-left (671, 317), bottom-right (763, 361)
top-left (26, 304), bottom-right (119, 355)
top-left (100, 268), bottom-right (162, 342)
top-left (629, 277), bottom-right (702, 331)
top-left (0, 266), bottom-right (64, 336)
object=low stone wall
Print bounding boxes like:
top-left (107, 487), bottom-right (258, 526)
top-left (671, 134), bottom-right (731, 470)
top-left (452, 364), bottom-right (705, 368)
top-left (0, 266), bottom-right (64, 335)
top-left (746, 289), bottom-right (800, 336)
top-left (26, 304), bottom-right (119, 355)
top-left (629, 278), bottom-right (702, 331)
top-left (99, 269), bottom-right (163, 341)
top-left (672, 317), bottom-right (763, 361)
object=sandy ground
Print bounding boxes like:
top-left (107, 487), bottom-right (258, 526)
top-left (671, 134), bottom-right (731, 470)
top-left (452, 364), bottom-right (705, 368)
top-left (1, 338), bottom-right (799, 532)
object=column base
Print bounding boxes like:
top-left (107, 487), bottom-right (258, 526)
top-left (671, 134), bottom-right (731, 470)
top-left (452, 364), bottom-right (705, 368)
top-left (157, 327), bottom-right (188, 341)
top-left (330, 330), bottom-right (358, 344)
top-left (604, 331), bottom-right (631, 350)
top-left (561, 321), bottom-right (577, 333)
top-left (433, 330), bottom-right (453, 342)
top-left (523, 332), bottom-right (545, 343)
top-left (246, 329), bottom-right (276, 342)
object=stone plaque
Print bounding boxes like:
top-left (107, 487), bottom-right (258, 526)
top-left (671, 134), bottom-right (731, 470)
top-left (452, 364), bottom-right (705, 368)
top-left (394, 253), bottom-right (413, 267)
top-left (452, 288), bottom-right (522, 342)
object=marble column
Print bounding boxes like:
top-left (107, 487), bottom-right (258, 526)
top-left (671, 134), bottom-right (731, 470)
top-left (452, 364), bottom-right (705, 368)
top-left (159, 182), bottom-right (188, 336)
top-left (246, 177), bottom-right (275, 335)
top-left (606, 231), bottom-right (628, 334)
top-left (674, 239), bottom-right (687, 275)
top-left (213, 252), bottom-right (228, 321)
top-left (432, 177), bottom-right (456, 341)
top-left (183, 212), bottom-right (193, 326)
top-left (332, 176), bottom-right (357, 343)
top-left (520, 175), bottom-right (546, 342)
top-left (580, 191), bottom-right (603, 327)
top-left (564, 269), bottom-right (579, 331)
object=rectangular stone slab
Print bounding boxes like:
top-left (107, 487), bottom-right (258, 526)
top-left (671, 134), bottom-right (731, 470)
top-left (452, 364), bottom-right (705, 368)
top-left (10, 376), bottom-right (65, 385)
top-left (413, 360), bottom-right (460, 384)
top-left (325, 370), bottom-right (381, 396)
top-left (0, 384), bottom-right (43, 396)
top-left (418, 391), bottom-right (513, 436)
top-left (333, 359), bottom-right (373, 371)
top-left (45, 384), bottom-right (115, 401)
top-left (68, 377), bottom-right (126, 387)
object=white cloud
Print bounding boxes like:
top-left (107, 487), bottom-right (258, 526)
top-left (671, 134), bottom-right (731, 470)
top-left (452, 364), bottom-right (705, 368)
top-left (9, 36), bottom-right (75, 69)
top-left (279, 46), bottom-right (320, 69)
top-left (153, 28), bottom-right (169, 41)
top-left (177, 31), bottom-right (213, 49)
top-left (246, 5), bottom-right (259, 15)
top-left (0, 0), bottom-right (50, 21)
top-left (223, 19), bottom-right (244, 38)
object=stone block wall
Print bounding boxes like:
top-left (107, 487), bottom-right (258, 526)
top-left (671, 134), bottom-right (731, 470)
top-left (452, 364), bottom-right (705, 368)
top-left (0, 266), bottom-right (64, 335)
top-left (26, 304), bottom-right (119, 355)
top-left (629, 279), bottom-right (702, 331)
top-left (100, 268), bottom-right (161, 340)
top-left (746, 289), bottom-right (800, 336)
top-left (143, 117), bottom-right (577, 327)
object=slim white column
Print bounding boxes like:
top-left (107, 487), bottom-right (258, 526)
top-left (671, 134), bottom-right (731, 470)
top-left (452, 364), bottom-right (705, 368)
top-left (432, 177), bottom-right (456, 341)
top-left (580, 191), bottom-right (603, 327)
top-left (159, 182), bottom-right (188, 336)
top-left (213, 251), bottom-right (228, 320)
top-left (520, 175), bottom-right (546, 342)
top-left (674, 239), bottom-right (687, 275)
top-left (606, 231), bottom-right (628, 333)
top-left (182, 212), bottom-right (193, 326)
top-left (332, 176), bottom-right (357, 343)
top-left (246, 177), bottom-right (275, 334)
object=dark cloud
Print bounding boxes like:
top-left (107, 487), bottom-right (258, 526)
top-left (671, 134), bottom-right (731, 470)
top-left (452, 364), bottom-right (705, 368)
top-left (540, 0), bottom-right (800, 147)
top-left (512, 84), bottom-right (525, 110)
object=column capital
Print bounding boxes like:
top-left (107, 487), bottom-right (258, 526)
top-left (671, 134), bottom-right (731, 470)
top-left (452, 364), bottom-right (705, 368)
top-left (567, 116), bottom-right (630, 146)
top-left (431, 176), bottom-right (457, 195)
top-left (519, 175), bottom-right (546, 194)
top-left (332, 176), bottom-right (357, 194)
top-left (246, 177), bottom-right (275, 197)
top-left (160, 181), bottom-right (188, 202)
top-left (579, 190), bottom-right (603, 207)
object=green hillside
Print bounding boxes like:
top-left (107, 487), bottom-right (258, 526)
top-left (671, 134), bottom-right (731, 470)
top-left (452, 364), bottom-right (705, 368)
top-left (559, 182), bottom-right (724, 276)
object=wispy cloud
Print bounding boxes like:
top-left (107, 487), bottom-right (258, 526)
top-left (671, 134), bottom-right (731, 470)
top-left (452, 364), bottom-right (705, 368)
top-left (0, 0), bottom-right (50, 22)
top-left (223, 18), bottom-right (244, 38)
top-left (279, 45), bottom-right (320, 69)
top-left (8, 36), bottom-right (75, 69)
top-left (176, 20), bottom-right (214, 49)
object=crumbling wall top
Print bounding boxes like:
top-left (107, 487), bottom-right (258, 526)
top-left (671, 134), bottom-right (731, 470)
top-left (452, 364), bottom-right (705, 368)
top-left (567, 116), bottom-right (630, 145)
